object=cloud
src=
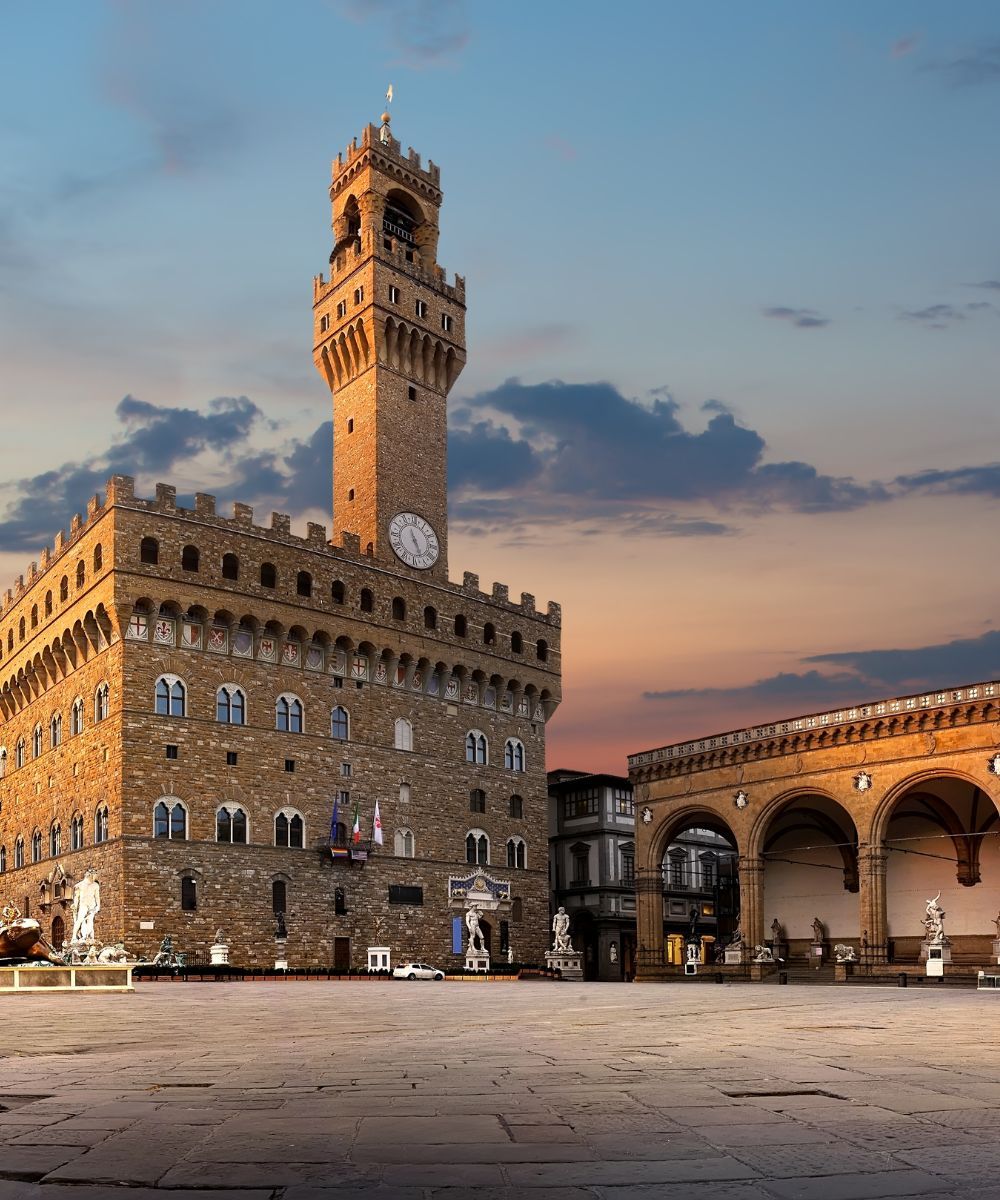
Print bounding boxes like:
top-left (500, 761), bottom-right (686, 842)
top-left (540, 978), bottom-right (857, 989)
top-left (895, 463), bottom-right (1000, 499)
top-left (338, 0), bottom-right (469, 67)
top-left (898, 303), bottom-right (965, 328)
top-left (923, 41), bottom-right (1000, 88)
top-left (805, 630), bottom-right (1000, 692)
top-left (761, 306), bottom-right (831, 329)
top-left (890, 33), bottom-right (921, 59)
top-left (967, 280), bottom-right (1000, 291)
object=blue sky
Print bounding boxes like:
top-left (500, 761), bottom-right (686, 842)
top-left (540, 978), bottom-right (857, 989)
top-left (2, 2), bottom-right (999, 769)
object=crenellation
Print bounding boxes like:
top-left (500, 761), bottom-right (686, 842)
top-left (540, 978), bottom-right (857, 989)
top-left (233, 502), bottom-right (253, 527)
top-left (194, 493), bottom-right (216, 518)
top-left (70, 514), bottom-right (83, 536)
top-left (492, 583), bottom-right (509, 604)
top-left (155, 484), bottom-right (177, 510)
top-left (341, 532), bottom-right (361, 556)
top-left (306, 522), bottom-right (327, 546)
top-left (87, 494), bottom-right (100, 519)
top-left (462, 572), bottom-right (480, 592)
top-left (270, 513), bottom-right (291, 535)
top-left (106, 474), bottom-right (134, 504)
top-left (521, 592), bottom-right (535, 612)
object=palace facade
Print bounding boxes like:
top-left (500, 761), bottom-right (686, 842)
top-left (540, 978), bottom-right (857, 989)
top-left (0, 113), bottom-right (561, 968)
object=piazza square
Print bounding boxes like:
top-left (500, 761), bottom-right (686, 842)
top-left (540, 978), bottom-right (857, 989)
top-left (2, 980), bottom-right (1000, 1198)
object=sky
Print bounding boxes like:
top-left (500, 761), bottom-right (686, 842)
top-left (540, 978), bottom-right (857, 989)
top-left (1, 1), bottom-right (999, 774)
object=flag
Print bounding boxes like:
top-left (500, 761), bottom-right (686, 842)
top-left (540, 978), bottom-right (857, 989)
top-left (352, 798), bottom-right (361, 844)
top-left (329, 794), bottom-right (340, 843)
top-left (373, 799), bottom-right (383, 846)
top-left (386, 83), bottom-right (393, 104)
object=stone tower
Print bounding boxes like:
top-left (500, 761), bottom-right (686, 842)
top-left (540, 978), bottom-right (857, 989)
top-left (312, 112), bottom-right (466, 583)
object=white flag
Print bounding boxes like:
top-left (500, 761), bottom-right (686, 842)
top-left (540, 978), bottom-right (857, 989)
top-left (373, 799), bottom-right (384, 846)
top-left (386, 83), bottom-right (394, 105)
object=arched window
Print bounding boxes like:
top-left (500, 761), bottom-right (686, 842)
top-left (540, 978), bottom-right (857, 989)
top-left (76, 561), bottom-right (85, 588)
top-left (272, 880), bottom-right (287, 923)
top-left (465, 730), bottom-right (488, 765)
top-left (71, 697), bottom-right (84, 736)
top-left (49, 713), bottom-right (62, 748)
top-left (465, 830), bottom-right (489, 865)
top-left (394, 718), bottom-right (413, 751)
top-left (216, 685), bottom-right (246, 725)
top-left (331, 706), bottom-right (350, 741)
top-left (394, 828), bottom-right (415, 858)
top-left (537, 638), bottom-right (549, 662)
top-left (0, 846), bottom-right (5, 873)
top-left (260, 562), bottom-right (277, 588)
top-left (5, 630), bottom-right (12, 652)
top-left (154, 799), bottom-right (187, 840)
top-left (155, 675), bottom-right (186, 717)
top-left (469, 788), bottom-right (486, 814)
top-left (32, 724), bottom-right (43, 758)
top-left (454, 614), bottom-right (467, 638)
top-left (391, 596), bottom-right (406, 620)
top-left (276, 694), bottom-right (304, 733)
top-left (332, 580), bottom-right (345, 604)
top-left (18, 616), bottom-right (25, 641)
top-left (504, 738), bottom-right (525, 772)
top-left (181, 876), bottom-right (198, 911)
top-left (93, 544), bottom-right (103, 572)
top-left (483, 622), bottom-right (496, 646)
top-left (94, 683), bottom-right (109, 722)
top-left (222, 553), bottom-right (239, 580)
top-left (506, 837), bottom-right (527, 869)
top-left (296, 570), bottom-right (312, 597)
top-left (31, 828), bottom-right (42, 862)
top-left (181, 544), bottom-right (199, 572)
top-left (509, 794), bottom-right (523, 818)
top-left (44, 590), bottom-right (52, 616)
top-left (0, 747), bottom-right (5, 778)
top-left (15, 838), bottom-right (25, 869)
top-left (216, 804), bottom-right (248, 844)
top-left (49, 822), bottom-right (61, 858)
top-left (511, 631), bottom-right (523, 654)
top-left (15, 739), bottom-right (25, 769)
top-left (59, 575), bottom-right (69, 602)
top-left (70, 813), bottom-right (84, 851)
top-left (424, 605), bottom-right (437, 630)
top-left (30, 604), bottom-right (38, 629)
top-left (274, 809), bottom-right (305, 848)
top-left (140, 537), bottom-right (158, 564)
top-left (94, 805), bottom-right (109, 844)
top-left (360, 588), bottom-right (374, 613)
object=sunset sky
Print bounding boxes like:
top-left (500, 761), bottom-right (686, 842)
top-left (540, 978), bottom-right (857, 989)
top-left (2, 2), bottom-right (999, 773)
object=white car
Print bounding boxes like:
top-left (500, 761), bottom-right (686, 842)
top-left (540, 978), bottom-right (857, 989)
top-left (392, 961), bottom-right (445, 980)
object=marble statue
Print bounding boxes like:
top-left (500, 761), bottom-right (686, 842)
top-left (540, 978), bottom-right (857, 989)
top-left (811, 917), bottom-right (825, 943)
top-left (507, 947), bottom-right (514, 965)
top-left (833, 943), bottom-right (857, 964)
top-left (729, 929), bottom-right (743, 947)
top-left (992, 911), bottom-right (1000, 940)
top-left (923, 892), bottom-right (946, 944)
top-left (770, 918), bottom-right (782, 943)
top-left (752, 944), bottom-right (776, 963)
top-left (465, 907), bottom-right (486, 954)
top-left (609, 941), bottom-right (619, 964)
top-left (96, 942), bottom-right (129, 964)
top-left (552, 907), bottom-right (572, 953)
top-left (70, 869), bottom-right (101, 944)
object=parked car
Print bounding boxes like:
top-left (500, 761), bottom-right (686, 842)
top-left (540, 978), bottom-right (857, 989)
top-left (392, 961), bottom-right (445, 980)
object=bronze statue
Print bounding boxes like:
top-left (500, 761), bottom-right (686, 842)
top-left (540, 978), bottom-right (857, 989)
top-left (0, 904), bottom-right (65, 964)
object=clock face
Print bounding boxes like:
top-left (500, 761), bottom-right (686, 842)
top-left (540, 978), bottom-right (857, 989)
top-left (388, 512), bottom-right (439, 569)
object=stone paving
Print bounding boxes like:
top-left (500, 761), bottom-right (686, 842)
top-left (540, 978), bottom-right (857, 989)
top-left (1, 980), bottom-right (999, 1198)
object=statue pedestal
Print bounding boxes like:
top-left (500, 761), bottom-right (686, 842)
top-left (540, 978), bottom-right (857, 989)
top-left (546, 950), bottom-right (583, 980)
top-left (465, 953), bottom-right (490, 972)
top-left (919, 938), bottom-right (952, 963)
top-left (810, 941), bottom-right (825, 967)
top-left (992, 938), bottom-right (1000, 965)
top-left (209, 943), bottom-right (229, 966)
top-left (724, 948), bottom-right (744, 966)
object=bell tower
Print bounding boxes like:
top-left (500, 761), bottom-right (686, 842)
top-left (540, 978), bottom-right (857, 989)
top-left (313, 111), bottom-right (466, 581)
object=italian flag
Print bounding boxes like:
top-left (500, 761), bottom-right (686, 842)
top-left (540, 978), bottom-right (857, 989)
top-left (352, 799), bottom-right (361, 844)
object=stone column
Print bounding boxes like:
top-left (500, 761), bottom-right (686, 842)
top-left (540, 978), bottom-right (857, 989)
top-left (635, 866), bottom-right (665, 971)
top-left (858, 846), bottom-right (889, 964)
top-left (738, 856), bottom-right (766, 948)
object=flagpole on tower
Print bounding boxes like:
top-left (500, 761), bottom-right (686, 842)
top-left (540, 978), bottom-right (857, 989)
top-left (380, 84), bottom-right (394, 144)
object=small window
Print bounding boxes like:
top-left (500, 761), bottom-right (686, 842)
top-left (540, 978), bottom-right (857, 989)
top-left (465, 831), bottom-right (489, 866)
top-left (469, 788), bottom-right (486, 814)
top-left (0, 846), bottom-right (5, 873)
top-left (407, 385), bottom-right (417, 401)
top-left (226, 750), bottom-right (238, 766)
top-left (297, 570), bottom-right (312, 597)
top-left (272, 879), bottom-right (287, 916)
top-left (506, 837), bottom-right (526, 870)
top-left (165, 744), bottom-right (178, 760)
top-left (222, 553), bottom-right (239, 580)
top-left (394, 718), bottom-right (413, 752)
top-left (537, 638), bottom-right (549, 662)
top-left (509, 794), bottom-right (523, 818)
top-left (454, 614), bottom-right (467, 638)
top-left (70, 813), bottom-right (84, 851)
top-left (140, 537), bottom-right (159, 565)
top-left (389, 285), bottom-right (400, 304)
top-left (19, 617), bottom-right (25, 641)
top-left (14, 838), bottom-right (24, 869)
top-left (50, 822), bottom-right (61, 858)
top-left (181, 876), bottom-right (197, 911)
top-left (347, 418), bottom-right (354, 433)
top-left (32, 724), bottom-right (43, 758)
top-left (76, 561), bottom-right (85, 588)
top-left (93, 544), bottom-right (103, 572)
top-left (30, 605), bottom-right (38, 629)
top-left (415, 299), bottom-right (427, 318)
top-left (483, 622), bottom-right (496, 646)
top-left (31, 829), bottom-right (43, 863)
top-left (260, 562), bottom-right (277, 588)
top-left (394, 828), bottom-right (415, 858)
top-left (216, 805), bottom-right (248, 844)
top-left (275, 810), bottom-right (304, 849)
top-left (276, 694), bottom-right (304, 734)
top-left (504, 738), bottom-right (525, 772)
top-left (60, 576), bottom-right (69, 602)
top-left (15, 739), bottom-right (25, 769)
top-left (335, 887), bottom-right (347, 915)
top-left (332, 580), bottom-right (345, 604)
top-left (354, 286), bottom-right (364, 304)
top-left (181, 545), bottom-right (199, 572)
top-left (320, 313), bottom-right (330, 332)
top-left (155, 675), bottom-right (186, 718)
top-left (337, 299), bottom-right (347, 319)
top-left (465, 730), bottom-right (488, 765)
top-left (0, 748), bottom-right (5, 779)
top-left (442, 313), bottom-right (452, 332)
top-left (360, 588), bottom-right (374, 613)
top-left (399, 782), bottom-right (410, 803)
top-left (154, 800), bottom-right (187, 840)
top-left (94, 805), bottom-right (109, 845)
top-left (424, 606), bottom-right (437, 630)
top-left (284, 758), bottom-right (295, 773)
top-left (391, 596), bottom-right (406, 621)
top-left (331, 706), bottom-right (349, 740)
top-left (71, 698), bottom-right (84, 736)
top-left (348, 488), bottom-right (355, 501)
top-left (44, 591), bottom-right (52, 617)
top-left (49, 713), bottom-right (62, 748)
top-left (340, 762), bottom-right (352, 777)
top-left (511, 631), bottom-right (523, 654)
top-left (216, 685), bottom-right (246, 725)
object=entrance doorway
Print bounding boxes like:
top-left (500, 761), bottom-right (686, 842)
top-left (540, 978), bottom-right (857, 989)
top-left (51, 914), bottom-right (65, 950)
top-left (333, 936), bottom-right (351, 971)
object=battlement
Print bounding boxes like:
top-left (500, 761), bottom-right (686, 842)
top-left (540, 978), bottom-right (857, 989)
top-left (1, 476), bottom-right (559, 629)
top-left (332, 123), bottom-right (442, 193)
top-left (313, 229), bottom-right (466, 302)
